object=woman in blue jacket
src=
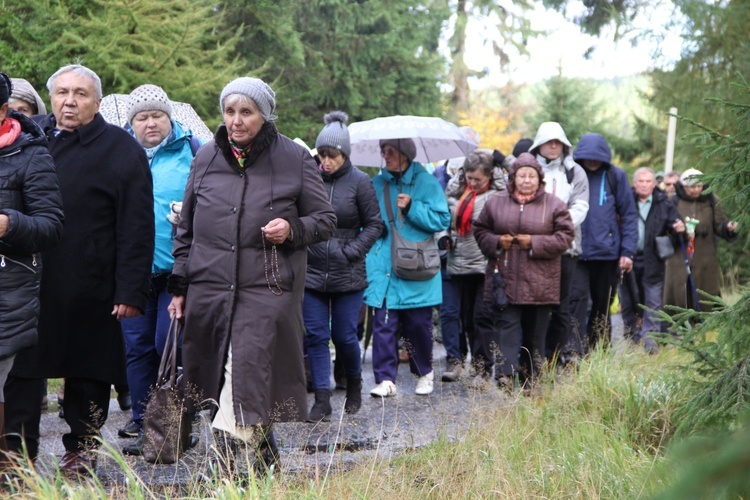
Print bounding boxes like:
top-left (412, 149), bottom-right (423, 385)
top-left (119, 84), bottom-right (199, 455)
top-left (365, 139), bottom-right (450, 397)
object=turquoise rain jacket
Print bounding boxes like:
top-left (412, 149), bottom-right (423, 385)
top-left (364, 162), bottom-right (450, 310)
top-left (133, 119), bottom-right (197, 274)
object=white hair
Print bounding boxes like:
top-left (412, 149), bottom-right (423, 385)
top-left (47, 64), bottom-right (103, 100)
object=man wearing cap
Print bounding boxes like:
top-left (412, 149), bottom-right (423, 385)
top-left (663, 168), bottom-right (738, 313)
top-left (116, 84), bottom-right (201, 456)
top-left (4, 65), bottom-right (153, 475)
top-left (364, 138), bottom-right (450, 397)
top-left (527, 122), bottom-right (590, 366)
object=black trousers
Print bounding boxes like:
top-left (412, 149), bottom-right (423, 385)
top-left (570, 259), bottom-right (620, 352)
top-left (545, 255), bottom-right (580, 359)
top-left (4, 376), bottom-right (44, 459)
top-left (492, 304), bottom-right (551, 382)
top-left (4, 376), bottom-right (111, 455)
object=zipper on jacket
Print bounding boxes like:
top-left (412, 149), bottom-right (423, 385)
top-left (514, 204), bottom-right (525, 298)
top-left (323, 178), bottom-right (337, 292)
top-left (0, 254), bottom-right (39, 273)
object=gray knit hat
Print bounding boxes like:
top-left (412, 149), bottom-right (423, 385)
top-left (127, 84), bottom-right (172, 123)
top-left (379, 138), bottom-right (417, 162)
top-left (315, 111), bottom-right (350, 158)
top-left (219, 77), bottom-right (276, 121)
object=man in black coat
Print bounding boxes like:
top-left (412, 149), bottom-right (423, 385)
top-left (4, 65), bottom-right (154, 475)
top-left (619, 167), bottom-right (684, 352)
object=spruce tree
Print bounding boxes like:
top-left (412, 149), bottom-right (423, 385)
top-left (2, 0), bottom-right (240, 125)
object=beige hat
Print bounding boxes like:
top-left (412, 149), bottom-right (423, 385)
top-left (680, 168), bottom-right (703, 186)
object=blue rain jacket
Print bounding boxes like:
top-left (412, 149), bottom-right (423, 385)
top-left (364, 162), bottom-right (450, 310)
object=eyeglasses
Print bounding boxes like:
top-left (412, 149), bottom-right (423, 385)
top-left (380, 146), bottom-right (400, 157)
top-left (318, 147), bottom-right (342, 159)
top-left (664, 182), bottom-right (676, 187)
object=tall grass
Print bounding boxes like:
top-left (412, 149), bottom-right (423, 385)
top-left (302, 345), bottom-right (689, 499)
top-left (4, 345), bottom-right (690, 498)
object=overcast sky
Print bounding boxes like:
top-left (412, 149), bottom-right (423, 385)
top-left (459, 1), bottom-right (684, 86)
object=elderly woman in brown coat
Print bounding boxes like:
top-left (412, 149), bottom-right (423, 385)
top-left (663, 168), bottom-right (738, 312)
top-left (473, 153), bottom-right (574, 390)
top-left (168, 77), bottom-right (336, 474)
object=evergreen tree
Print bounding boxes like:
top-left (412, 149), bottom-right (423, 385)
top-left (527, 70), bottom-right (606, 146)
top-left (647, 0), bottom-right (750, 172)
top-left (1, 0), bottom-right (240, 125)
top-left (286, 0), bottom-right (449, 141)
top-left (662, 75), bottom-right (750, 438)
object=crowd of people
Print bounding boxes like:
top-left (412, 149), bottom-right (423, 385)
top-left (0, 64), bottom-right (740, 478)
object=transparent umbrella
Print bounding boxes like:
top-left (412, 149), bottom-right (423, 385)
top-left (349, 115), bottom-right (478, 167)
top-left (99, 94), bottom-right (213, 142)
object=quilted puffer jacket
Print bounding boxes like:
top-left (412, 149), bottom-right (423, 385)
top-left (473, 187), bottom-right (574, 305)
top-left (305, 160), bottom-right (382, 292)
top-left (0, 110), bottom-right (64, 359)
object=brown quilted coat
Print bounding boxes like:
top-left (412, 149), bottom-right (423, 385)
top-left (473, 187), bottom-right (574, 305)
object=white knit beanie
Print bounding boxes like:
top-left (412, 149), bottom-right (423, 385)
top-left (127, 84), bottom-right (172, 123)
top-left (680, 168), bottom-right (704, 186)
top-left (219, 77), bottom-right (276, 121)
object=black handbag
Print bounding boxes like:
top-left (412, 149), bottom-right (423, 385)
top-left (491, 260), bottom-right (509, 311)
top-left (142, 317), bottom-right (192, 464)
top-left (383, 183), bottom-right (441, 281)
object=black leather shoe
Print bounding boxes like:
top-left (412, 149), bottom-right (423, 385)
top-left (60, 450), bottom-right (97, 476)
top-left (122, 435), bottom-right (143, 456)
top-left (118, 418), bottom-right (140, 438)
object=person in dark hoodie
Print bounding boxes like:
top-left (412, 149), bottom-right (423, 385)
top-left (0, 72), bottom-right (64, 468)
top-left (571, 133), bottom-right (638, 352)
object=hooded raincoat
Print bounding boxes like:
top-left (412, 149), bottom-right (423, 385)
top-left (529, 122), bottom-right (589, 256)
top-left (573, 133), bottom-right (638, 261)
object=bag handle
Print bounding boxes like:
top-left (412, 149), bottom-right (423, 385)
top-left (383, 182), bottom-right (397, 227)
top-left (156, 315), bottom-right (182, 387)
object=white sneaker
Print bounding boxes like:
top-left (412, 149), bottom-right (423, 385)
top-left (415, 371), bottom-right (434, 395)
top-left (370, 380), bottom-right (397, 397)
